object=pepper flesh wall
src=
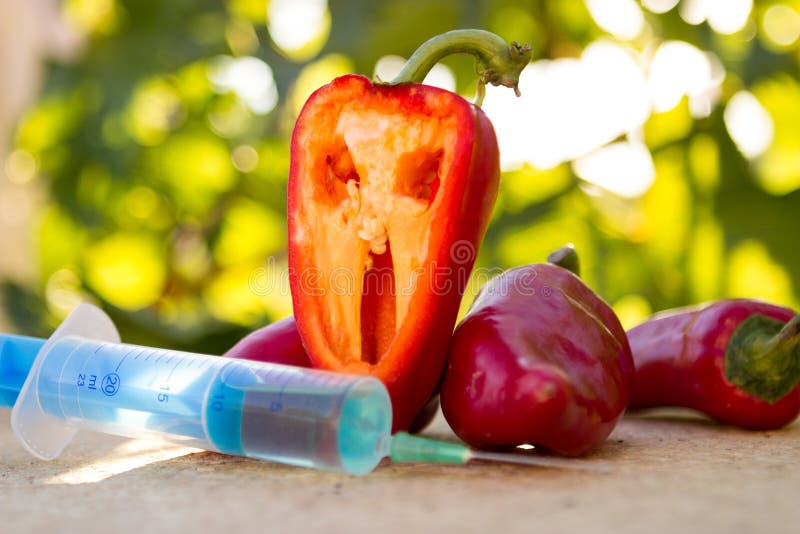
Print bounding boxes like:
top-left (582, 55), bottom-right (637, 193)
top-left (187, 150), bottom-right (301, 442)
top-left (288, 75), bottom-right (500, 430)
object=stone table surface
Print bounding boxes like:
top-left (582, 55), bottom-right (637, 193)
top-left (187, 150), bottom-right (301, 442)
top-left (1, 409), bottom-right (798, 534)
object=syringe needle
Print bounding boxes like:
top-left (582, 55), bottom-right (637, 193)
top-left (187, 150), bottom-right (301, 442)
top-left (389, 432), bottom-right (612, 473)
top-left (466, 449), bottom-right (613, 473)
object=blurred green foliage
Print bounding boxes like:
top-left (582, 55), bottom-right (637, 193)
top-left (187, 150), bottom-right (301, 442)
top-left (4, 0), bottom-right (800, 351)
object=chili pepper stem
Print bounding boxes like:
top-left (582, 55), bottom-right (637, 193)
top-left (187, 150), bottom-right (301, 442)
top-left (387, 29), bottom-right (531, 103)
top-left (547, 244), bottom-right (581, 277)
top-left (726, 314), bottom-right (800, 403)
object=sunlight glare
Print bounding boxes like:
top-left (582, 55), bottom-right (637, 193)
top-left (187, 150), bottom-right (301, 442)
top-left (45, 440), bottom-right (201, 485)
top-left (483, 40), bottom-right (649, 170)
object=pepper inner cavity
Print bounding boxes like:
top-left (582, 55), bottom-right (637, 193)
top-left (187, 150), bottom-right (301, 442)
top-left (361, 242), bottom-right (397, 364)
top-left (326, 106), bottom-right (450, 363)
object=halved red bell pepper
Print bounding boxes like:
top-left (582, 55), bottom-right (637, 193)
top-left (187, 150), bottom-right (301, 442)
top-left (287, 30), bottom-right (530, 430)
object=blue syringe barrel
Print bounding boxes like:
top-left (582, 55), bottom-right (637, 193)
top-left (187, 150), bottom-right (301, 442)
top-left (9, 304), bottom-right (393, 475)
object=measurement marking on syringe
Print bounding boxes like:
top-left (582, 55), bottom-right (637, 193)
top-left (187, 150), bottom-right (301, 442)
top-left (274, 373), bottom-right (296, 412)
top-left (270, 369), bottom-right (288, 384)
top-left (164, 361), bottom-right (181, 382)
top-left (115, 349), bottom-right (137, 370)
top-left (187, 358), bottom-right (205, 369)
top-left (115, 353), bottom-right (129, 372)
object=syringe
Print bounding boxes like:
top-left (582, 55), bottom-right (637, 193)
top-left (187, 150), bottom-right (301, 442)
top-left (0, 304), bottom-right (609, 475)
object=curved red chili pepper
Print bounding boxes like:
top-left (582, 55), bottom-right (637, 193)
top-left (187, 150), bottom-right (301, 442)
top-left (628, 299), bottom-right (800, 429)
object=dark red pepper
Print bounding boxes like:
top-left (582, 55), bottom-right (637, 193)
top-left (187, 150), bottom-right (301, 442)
top-left (287, 30), bottom-right (530, 430)
top-left (440, 247), bottom-right (634, 456)
top-left (224, 316), bottom-right (311, 368)
top-left (628, 299), bottom-right (800, 429)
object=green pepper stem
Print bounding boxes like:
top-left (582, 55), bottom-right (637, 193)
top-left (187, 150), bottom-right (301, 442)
top-left (726, 314), bottom-right (800, 403)
top-left (547, 244), bottom-right (581, 277)
top-left (388, 29), bottom-right (531, 102)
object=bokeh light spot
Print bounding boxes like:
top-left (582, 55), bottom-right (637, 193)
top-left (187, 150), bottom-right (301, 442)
top-left (687, 134), bottom-right (720, 194)
top-left (213, 198), bottom-right (286, 266)
top-left (751, 76), bottom-right (800, 195)
top-left (45, 268), bottom-right (89, 319)
top-left (225, 17), bottom-right (260, 56)
top-left (232, 145), bottom-right (259, 172)
top-left (680, 0), bottom-right (753, 34)
top-left (290, 54), bottom-right (354, 116)
top-left (644, 98), bottom-right (693, 148)
top-left (373, 55), bottom-right (455, 91)
top-left (373, 55), bottom-right (406, 82)
top-left (227, 0), bottom-right (267, 23)
top-left (728, 240), bottom-right (796, 307)
top-left (124, 187), bottom-right (160, 220)
top-left (172, 231), bottom-right (212, 284)
top-left (500, 164), bottom-right (573, 213)
top-left (4, 149), bottom-right (38, 185)
top-left (127, 79), bottom-right (185, 146)
top-left (64, 0), bottom-right (120, 36)
top-left (724, 91), bottom-right (774, 159)
top-left (204, 263), bottom-right (269, 326)
top-left (641, 148), bottom-right (691, 259)
top-left (688, 217), bottom-right (724, 302)
top-left (612, 294), bottom-right (652, 330)
top-left (642, 0), bottom-right (679, 14)
top-left (267, 0), bottom-right (330, 62)
top-left (573, 140), bottom-right (655, 198)
top-left (160, 134), bottom-right (237, 212)
top-left (585, 0), bottom-right (646, 40)
top-left (208, 56), bottom-right (278, 115)
top-left (16, 94), bottom-right (84, 154)
top-left (762, 4), bottom-right (800, 47)
top-left (647, 41), bottom-right (723, 117)
top-left (84, 233), bottom-right (167, 310)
